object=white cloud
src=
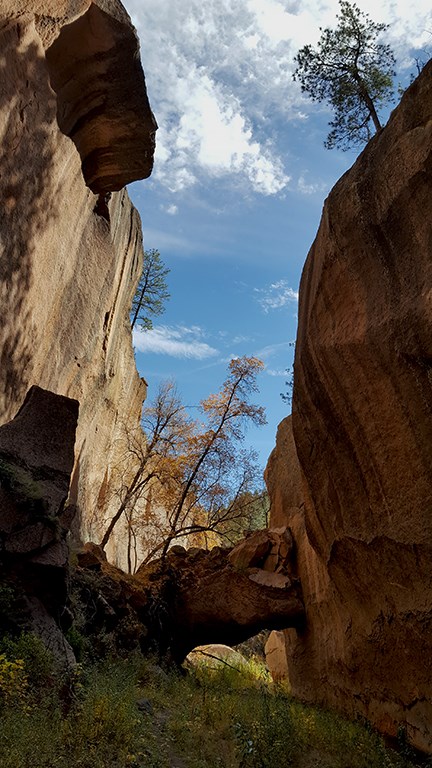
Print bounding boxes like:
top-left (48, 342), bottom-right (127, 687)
top-left (133, 325), bottom-right (219, 359)
top-left (127, 0), bottom-right (297, 195)
top-left (254, 280), bottom-right (299, 312)
top-left (254, 340), bottom-right (296, 359)
top-left (266, 368), bottom-right (288, 376)
top-left (128, 0), bottom-right (431, 196)
top-left (161, 204), bottom-right (178, 215)
top-left (142, 228), bottom-right (205, 255)
top-left (153, 68), bottom-right (290, 194)
top-left (231, 334), bottom-right (253, 344)
top-left (297, 173), bottom-right (328, 196)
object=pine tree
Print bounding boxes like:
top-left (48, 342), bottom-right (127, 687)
top-left (293, 1), bottom-right (396, 150)
top-left (131, 248), bottom-right (170, 331)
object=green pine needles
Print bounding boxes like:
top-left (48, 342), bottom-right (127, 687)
top-left (293, 0), bottom-right (396, 150)
top-left (131, 248), bottom-right (170, 332)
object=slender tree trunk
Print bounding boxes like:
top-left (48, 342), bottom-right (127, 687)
top-left (160, 375), bottom-right (244, 560)
top-left (353, 72), bottom-right (382, 132)
top-left (364, 93), bottom-right (382, 132)
top-left (100, 464), bottom-right (144, 549)
top-left (130, 273), bottom-right (149, 330)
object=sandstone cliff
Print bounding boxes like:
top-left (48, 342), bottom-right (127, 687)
top-left (266, 62), bottom-right (432, 752)
top-left (0, 1), bottom-right (156, 566)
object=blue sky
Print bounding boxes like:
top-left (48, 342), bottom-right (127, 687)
top-left (126, 0), bottom-right (431, 469)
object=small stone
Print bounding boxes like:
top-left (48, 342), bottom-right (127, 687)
top-left (136, 698), bottom-right (153, 714)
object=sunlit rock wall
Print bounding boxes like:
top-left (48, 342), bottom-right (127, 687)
top-left (266, 63), bottom-right (432, 752)
top-left (0, 1), bottom-right (156, 566)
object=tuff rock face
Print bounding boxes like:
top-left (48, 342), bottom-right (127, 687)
top-left (0, 1), bottom-right (155, 566)
top-left (266, 63), bottom-right (432, 752)
top-left (0, 386), bottom-right (79, 667)
top-left (72, 531), bottom-right (304, 664)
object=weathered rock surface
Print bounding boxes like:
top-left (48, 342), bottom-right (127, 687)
top-left (228, 526), bottom-right (295, 573)
top-left (0, 387), bottom-right (78, 568)
top-left (264, 631), bottom-right (289, 683)
top-left (0, 1), bottom-right (155, 567)
top-left (45, 1), bottom-right (157, 193)
top-left (264, 416), bottom-right (304, 530)
top-left (267, 63), bottom-right (432, 752)
top-left (0, 387), bottom-right (79, 667)
top-left (186, 644), bottom-right (249, 671)
top-left (72, 532), bottom-right (304, 664)
top-left (166, 542), bottom-right (303, 662)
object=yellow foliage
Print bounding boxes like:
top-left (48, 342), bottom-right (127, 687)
top-left (0, 653), bottom-right (30, 711)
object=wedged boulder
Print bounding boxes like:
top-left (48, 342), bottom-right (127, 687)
top-left (71, 533), bottom-right (305, 664)
top-left (268, 62), bottom-right (432, 752)
top-left (168, 545), bottom-right (303, 662)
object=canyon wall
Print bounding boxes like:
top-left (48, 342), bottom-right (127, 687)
top-left (0, 1), bottom-right (156, 566)
top-left (266, 62), bottom-right (432, 752)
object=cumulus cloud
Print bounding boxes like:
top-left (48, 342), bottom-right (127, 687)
top-left (297, 173), bottom-right (329, 196)
top-left (161, 204), bottom-right (179, 215)
top-left (254, 280), bottom-right (299, 312)
top-left (127, 0), bottom-right (298, 195)
top-left (133, 325), bottom-right (219, 359)
top-left (127, 0), bottom-right (431, 196)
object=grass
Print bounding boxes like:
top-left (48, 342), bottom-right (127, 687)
top-left (0, 637), bottom-right (430, 768)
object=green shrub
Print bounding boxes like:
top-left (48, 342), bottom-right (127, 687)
top-left (0, 650), bottom-right (428, 768)
top-left (65, 625), bottom-right (91, 662)
top-left (0, 632), bottom-right (56, 692)
top-left (0, 653), bottom-right (29, 711)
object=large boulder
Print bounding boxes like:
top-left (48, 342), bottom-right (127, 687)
top-left (71, 533), bottom-right (305, 664)
top-left (165, 543), bottom-right (303, 661)
top-left (0, 386), bottom-right (79, 668)
top-left (0, 385), bottom-right (78, 568)
top-left (0, 1), bottom-right (155, 567)
top-left (267, 62), bottom-right (432, 752)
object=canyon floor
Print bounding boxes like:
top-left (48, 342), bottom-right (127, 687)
top-left (0, 634), bottom-right (428, 768)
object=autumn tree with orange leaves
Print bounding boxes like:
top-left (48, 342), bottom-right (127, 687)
top-left (100, 357), bottom-right (267, 572)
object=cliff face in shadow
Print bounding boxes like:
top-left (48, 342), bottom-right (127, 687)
top-left (0, 1), bottom-right (156, 567)
top-left (266, 62), bottom-right (432, 753)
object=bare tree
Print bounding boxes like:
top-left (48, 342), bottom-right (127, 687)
top-left (100, 357), bottom-right (267, 569)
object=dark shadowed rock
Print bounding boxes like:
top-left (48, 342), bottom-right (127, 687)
top-left (0, 385), bottom-right (79, 553)
top-left (72, 531), bottom-right (305, 664)
top-left (0, 386), bottom-right (79, 668)
top-left (167, 544), bottom-right (303, 662)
